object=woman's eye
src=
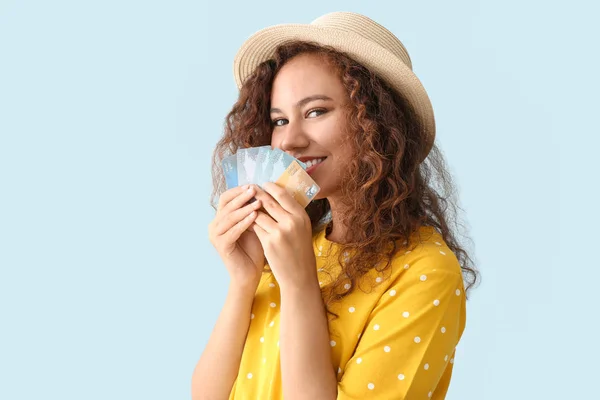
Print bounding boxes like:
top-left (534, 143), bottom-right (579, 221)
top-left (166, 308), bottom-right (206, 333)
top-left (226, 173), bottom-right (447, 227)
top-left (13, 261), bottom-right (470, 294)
top-left (307, 109), bottom-right (326, 118)
top-left (272, 118), bottom-right (288, 127)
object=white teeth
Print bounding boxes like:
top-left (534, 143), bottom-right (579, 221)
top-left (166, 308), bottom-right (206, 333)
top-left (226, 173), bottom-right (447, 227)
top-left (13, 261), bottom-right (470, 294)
top-left (305, 158), bottom-right (324, 168)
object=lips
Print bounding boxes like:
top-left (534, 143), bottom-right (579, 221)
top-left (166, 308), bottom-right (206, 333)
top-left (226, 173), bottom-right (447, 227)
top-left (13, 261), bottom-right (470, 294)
top-left (306, 157), bottom-right (326, 175)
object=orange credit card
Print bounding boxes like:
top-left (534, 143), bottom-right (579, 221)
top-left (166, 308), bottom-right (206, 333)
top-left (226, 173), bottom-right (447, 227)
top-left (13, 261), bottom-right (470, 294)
top-left (274, 161), bottom-right (320, 207)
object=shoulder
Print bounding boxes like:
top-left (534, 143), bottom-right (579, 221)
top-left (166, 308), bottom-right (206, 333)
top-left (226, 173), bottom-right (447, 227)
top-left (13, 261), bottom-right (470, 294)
top-left (389, 226), bottom-right (463, 280)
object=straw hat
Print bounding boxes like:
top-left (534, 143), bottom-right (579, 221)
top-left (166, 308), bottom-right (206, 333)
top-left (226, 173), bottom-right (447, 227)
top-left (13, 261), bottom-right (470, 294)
top-left (233, 11), bottom-right (436, 161)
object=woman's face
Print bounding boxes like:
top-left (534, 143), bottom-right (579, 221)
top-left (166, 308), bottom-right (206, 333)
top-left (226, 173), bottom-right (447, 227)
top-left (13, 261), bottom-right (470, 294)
top-left (269, 52), bottom-right (353, 200)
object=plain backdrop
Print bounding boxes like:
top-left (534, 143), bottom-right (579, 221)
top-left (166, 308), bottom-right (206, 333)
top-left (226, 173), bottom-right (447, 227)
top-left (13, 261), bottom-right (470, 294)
top-left (1, 0), bottom-right (598, 399)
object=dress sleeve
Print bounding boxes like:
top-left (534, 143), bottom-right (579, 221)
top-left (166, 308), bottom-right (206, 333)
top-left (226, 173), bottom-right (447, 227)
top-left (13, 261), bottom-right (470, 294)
top-left (337, 251), bottom-right (466, 399)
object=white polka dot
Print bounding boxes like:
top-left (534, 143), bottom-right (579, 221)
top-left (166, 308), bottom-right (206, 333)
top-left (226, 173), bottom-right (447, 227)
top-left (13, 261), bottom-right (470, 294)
top-left (433, 299), bottom-right (440, 306)
top-left (338, 367), bottom-right (342, 373)
top-left (450, 358), bottom-right (454, 364)
top-left (348, 306), bottom-right (356, 313)
top-left (389, 289), bottom-right (397, 296)
top-left (428, 391), bottom-right (433, 398)
top-left (269, 320), bottom-right (274, 327)
top-left (435, 241), bottom-right (442, 246)
top-left (250, 313), bottom-right (255, 319)
top-left (402, 311), bottom-right (410, 318)
top-left (356, 357), bottom-right (362, 364)
top-left (420, 275), bottom-right (427, 282)
top-left (404, 263), bottom-right (410, 269)
top-left (269, 282), bottom-right (276, 288)
top-left (398, 373), bottom-right (405, 380)
top-left (384, 346), bottom-right (391, 352)
top-left (319, 281), bottom-right (323, 286)
top-left (247, 373), bottom-right (253, 379)
top-left (424, 363), bottom-right (429, 370)
top-left (375, 276), bottom-right (382, 283)
top-left (330, 340), bottom-right (336, 347)
top-left (373, 324), bottom-right (380, 331)
top-left (441, 327), bottom-right (446, 333)
top-left (405, 250), bottom-right (411, 254)
top-left (269, 302), bottom-right (276, 308)
top-left (456, 289), bottom-right (461, 296)
top-left (344, 283), bottom-right (351, 290)
top-left (440, 250), bottom-right (446, 255)
top-left (444, 355), bottom-right (449, 362)
top-left (367, 383), bottom-right (375, 390)
top-left (259, 337), bottom-right (264, 343)
top-left (414, 336), bottom-right (421, 343)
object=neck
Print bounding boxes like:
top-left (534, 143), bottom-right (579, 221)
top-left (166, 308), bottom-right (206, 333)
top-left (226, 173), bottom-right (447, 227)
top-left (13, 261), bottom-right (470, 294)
top-left (323, 197), bottom-right (350, 244)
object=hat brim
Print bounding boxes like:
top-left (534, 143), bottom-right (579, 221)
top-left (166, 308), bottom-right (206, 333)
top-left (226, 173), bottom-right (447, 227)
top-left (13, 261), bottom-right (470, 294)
top-left (233, 23), bottom-right (435, 160)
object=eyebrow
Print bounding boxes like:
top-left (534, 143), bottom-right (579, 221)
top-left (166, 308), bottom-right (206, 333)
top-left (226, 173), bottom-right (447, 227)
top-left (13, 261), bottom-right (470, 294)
top-left (270, 94), bottom-right (334, 114)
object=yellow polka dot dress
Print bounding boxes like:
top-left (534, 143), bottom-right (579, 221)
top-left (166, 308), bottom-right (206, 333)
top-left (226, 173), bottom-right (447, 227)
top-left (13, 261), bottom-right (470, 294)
top-left (228, 225), bottom-right (467, 399)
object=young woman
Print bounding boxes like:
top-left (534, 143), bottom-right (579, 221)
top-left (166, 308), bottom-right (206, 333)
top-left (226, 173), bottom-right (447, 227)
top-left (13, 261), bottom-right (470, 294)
top-left (192, 11), bottom-right (479, 400)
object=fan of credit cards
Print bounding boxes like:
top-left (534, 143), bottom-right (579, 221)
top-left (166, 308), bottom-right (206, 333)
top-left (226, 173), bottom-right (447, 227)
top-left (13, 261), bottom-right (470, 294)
top-left (222, 146), bottom-right (320, 208)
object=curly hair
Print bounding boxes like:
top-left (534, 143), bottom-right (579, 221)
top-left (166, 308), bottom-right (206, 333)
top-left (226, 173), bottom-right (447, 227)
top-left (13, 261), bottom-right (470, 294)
top-left (210, 40), bottom-right (479, 320)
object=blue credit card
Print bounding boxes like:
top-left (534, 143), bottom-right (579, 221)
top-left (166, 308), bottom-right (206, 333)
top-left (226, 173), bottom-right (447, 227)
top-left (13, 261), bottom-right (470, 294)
top-left (222, 154), bottom-right (238, 189)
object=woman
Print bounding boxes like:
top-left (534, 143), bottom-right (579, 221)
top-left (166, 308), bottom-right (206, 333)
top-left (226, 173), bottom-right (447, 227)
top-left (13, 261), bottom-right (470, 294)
top-left (192, 11), bottom-right (479, 400)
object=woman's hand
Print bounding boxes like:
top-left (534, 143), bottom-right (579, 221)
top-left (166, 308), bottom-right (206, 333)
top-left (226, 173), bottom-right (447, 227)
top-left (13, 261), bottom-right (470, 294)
top-left (208, 185), bottom-right (265, 291)
top-left (250, 182), bottom-right (317, 290)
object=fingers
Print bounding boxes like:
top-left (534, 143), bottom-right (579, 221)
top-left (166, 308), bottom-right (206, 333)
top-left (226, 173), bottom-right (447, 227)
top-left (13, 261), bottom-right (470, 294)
top-left (214, 197), bottom-right (262, 237)
top-left (253, 210), bottom-right (279, 234)
top-left (217, 184), bottom-right (254, 211)
top-left (252, 185), bottom-right (288, 222)
top-left (221, 207), bottom-right (260, 247)
top-left (262, 182), bottom-right (299, 214)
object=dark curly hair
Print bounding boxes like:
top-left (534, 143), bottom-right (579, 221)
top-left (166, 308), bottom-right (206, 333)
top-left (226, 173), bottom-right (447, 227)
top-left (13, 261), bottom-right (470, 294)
top-left (210, 40), bottom-right (479, 320)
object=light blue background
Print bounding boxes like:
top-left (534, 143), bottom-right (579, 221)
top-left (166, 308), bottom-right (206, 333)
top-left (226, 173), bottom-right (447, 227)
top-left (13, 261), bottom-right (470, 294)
top-left (1, 0), bottom-right (597, 399)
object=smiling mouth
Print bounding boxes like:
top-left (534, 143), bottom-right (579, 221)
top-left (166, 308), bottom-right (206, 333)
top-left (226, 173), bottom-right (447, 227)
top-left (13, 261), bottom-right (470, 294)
top-left (305, 157), bottom-right (326, 174)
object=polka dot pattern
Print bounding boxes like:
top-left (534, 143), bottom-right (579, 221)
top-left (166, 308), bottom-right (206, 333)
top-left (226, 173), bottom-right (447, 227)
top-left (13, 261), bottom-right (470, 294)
top-left (233, 226), bottom-right (465, 399)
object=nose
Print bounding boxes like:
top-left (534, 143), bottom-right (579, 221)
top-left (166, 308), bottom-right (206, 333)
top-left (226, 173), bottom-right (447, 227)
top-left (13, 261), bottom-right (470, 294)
top-left (276, 121), bottom-right (310, 152)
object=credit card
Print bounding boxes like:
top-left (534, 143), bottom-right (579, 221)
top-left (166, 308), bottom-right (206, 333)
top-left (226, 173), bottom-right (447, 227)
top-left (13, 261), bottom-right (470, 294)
top-left (237, 147), bottom-right (260, 186)
top-left (274, 160), bottom-right (320, 208)
top-left (222, 154), bottom-right (238, 189)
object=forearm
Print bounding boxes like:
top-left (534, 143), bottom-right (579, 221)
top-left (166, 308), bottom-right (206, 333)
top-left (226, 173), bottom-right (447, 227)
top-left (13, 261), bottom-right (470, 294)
top-left (279, 279), bottom-right (338, 400)
top-left (191, 282), bottom-right (255, 400)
